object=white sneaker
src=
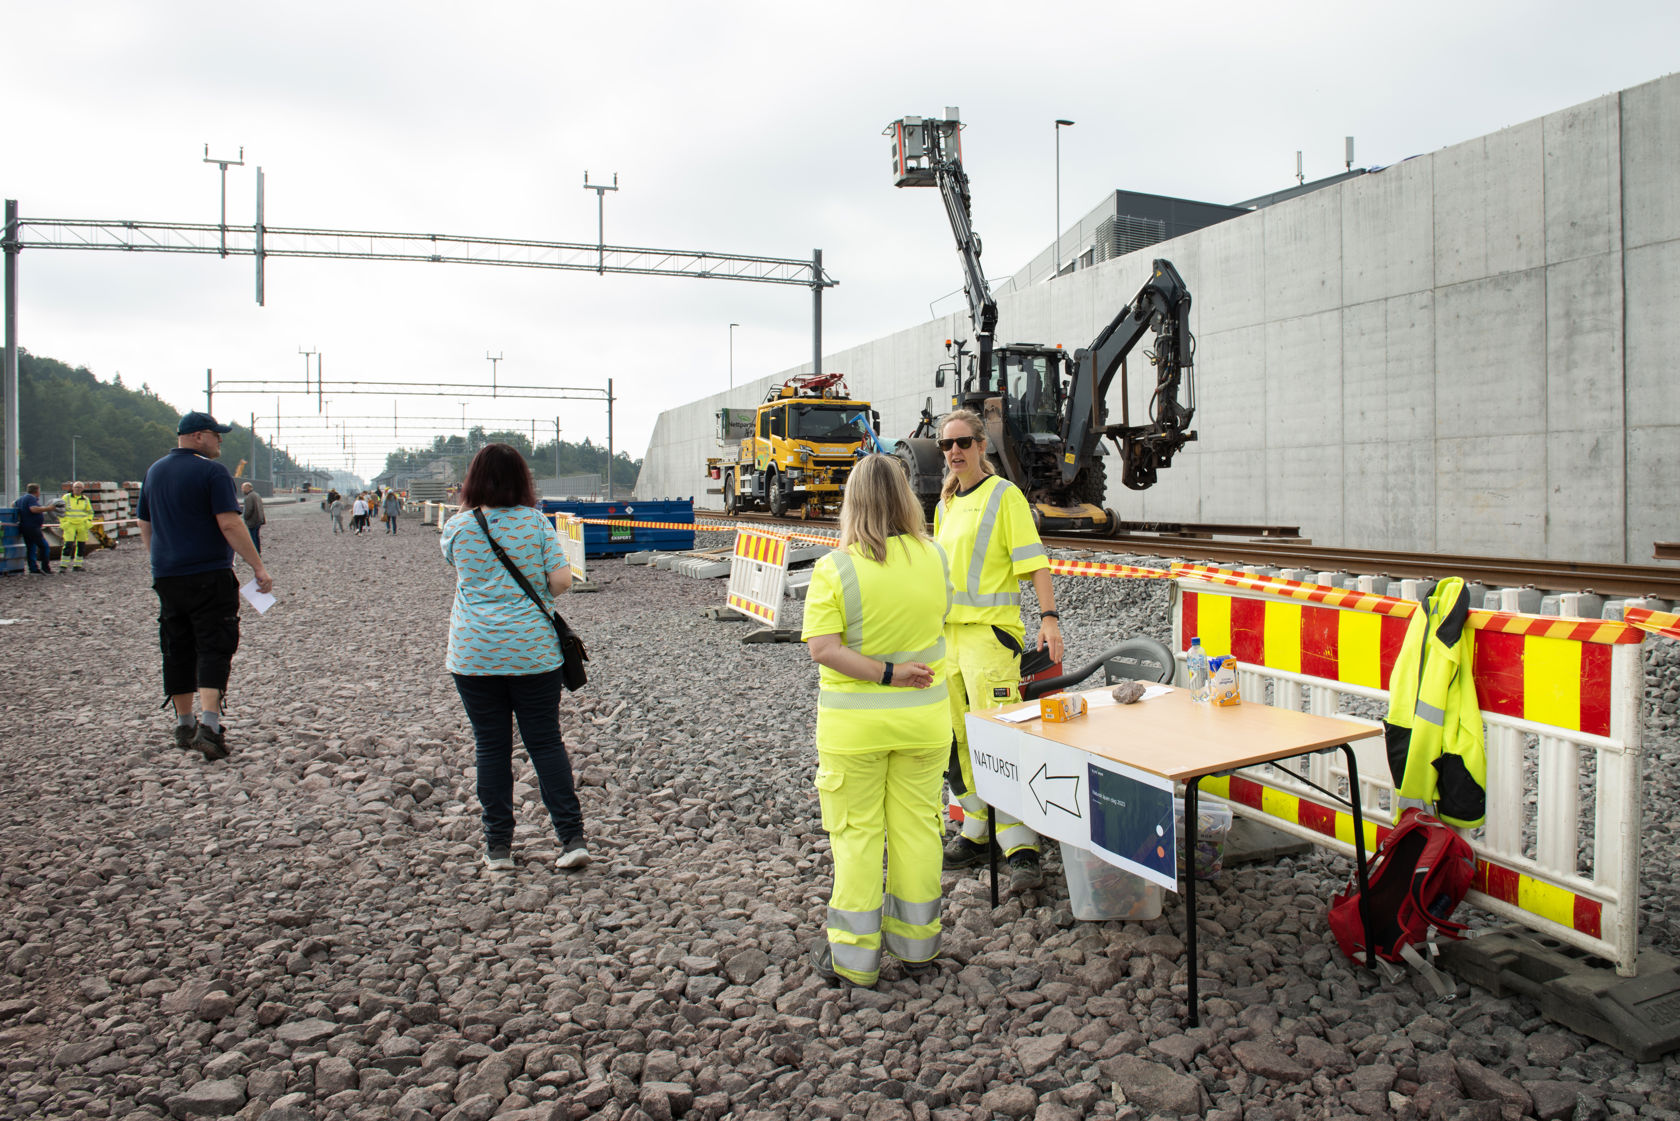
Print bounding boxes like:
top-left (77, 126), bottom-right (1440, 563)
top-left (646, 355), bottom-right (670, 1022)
top-left (556, 840), bottom-right (591, 869)
top-left (484, 845), bottom-right (514, 872)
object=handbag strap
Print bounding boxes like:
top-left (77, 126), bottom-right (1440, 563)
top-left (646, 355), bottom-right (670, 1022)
top-left (472, 508), bottom-right (553, 622)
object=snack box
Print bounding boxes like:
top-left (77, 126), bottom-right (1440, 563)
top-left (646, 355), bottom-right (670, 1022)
top-left (1039, 692), bottom-right (1087, 722)
top-left (1210, 655), bottom-right (1242, 706)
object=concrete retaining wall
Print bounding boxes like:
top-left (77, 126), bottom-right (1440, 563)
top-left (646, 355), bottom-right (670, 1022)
top-left (638, 72), bottom-right (1680, 566)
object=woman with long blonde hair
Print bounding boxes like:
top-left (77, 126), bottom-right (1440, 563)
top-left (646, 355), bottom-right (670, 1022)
top-left (801, 454), bottom-right (953, 987)
top-left (933, 408), bottom-right (1061, 892)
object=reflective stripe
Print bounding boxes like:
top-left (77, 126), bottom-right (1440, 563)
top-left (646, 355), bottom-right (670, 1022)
top-left (883, 893), bottom-right (942, 926)
top-left (1010, 543), bottom-right (1047, 563)
top-left (819, 681), bottom-right (949, 710)
top-left (936, 542), bottom-right (953, 618)
top-left (964, 481), bottom-right (1009, 599)
top-left (879, 638), bottom-right (946, 665)
top-left (1415, 700), bottom-right (1446, 726)
top-left (827, 905), bottom-right (881, 936)
top-left (830, 941), bottom-right (879, 973)
top-left (952, 590), bottom-right (1021, 608)
top-left (883, 929), bottom-right (942, 962)
top-left (830, 552), bottom-right (867, 653)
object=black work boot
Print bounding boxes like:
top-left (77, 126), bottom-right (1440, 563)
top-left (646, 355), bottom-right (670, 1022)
top-left (1008, 848), bottom-right (1044, 891)
top-left (942, 835), bottom-right (996, 870)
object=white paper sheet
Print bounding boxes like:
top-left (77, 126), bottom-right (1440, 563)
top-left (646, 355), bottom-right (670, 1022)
top-left (240, 579), bottom-right (276, 614)
top-left (994, 705), bottom-right (1041, 724)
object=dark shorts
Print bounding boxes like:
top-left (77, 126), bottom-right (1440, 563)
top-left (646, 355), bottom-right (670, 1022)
top-left (154, 569), bottom-right (241, 697)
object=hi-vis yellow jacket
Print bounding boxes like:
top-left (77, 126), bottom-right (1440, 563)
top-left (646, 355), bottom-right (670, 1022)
top-left (1383, 576), bottom-right (1487, 828)
top-left (934, 475), bottom-right (1048, 632)
top-left (59, 493), bottom-right (95, 532)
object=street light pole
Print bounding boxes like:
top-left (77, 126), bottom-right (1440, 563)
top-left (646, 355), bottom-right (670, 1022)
top-left (1055, 120), bottom-right (1075, 280)
top-left (71, 434), bottom-right (81, 481)
top-left (729, 323), bottom-right (739, 389)
top-left (582, 171), bottom-right (619, 275)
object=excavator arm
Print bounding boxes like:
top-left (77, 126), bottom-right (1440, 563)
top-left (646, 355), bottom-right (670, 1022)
top-left (1059, 259), bottom-right (1195, 490)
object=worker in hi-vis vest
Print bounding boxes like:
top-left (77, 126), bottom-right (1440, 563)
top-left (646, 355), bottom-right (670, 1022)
top-left (933, 409), bottom-right (1062, 893)
top-left (58, 482), bottom-right (96, 572)
top-left (802, 455), bottom-right (953, 988)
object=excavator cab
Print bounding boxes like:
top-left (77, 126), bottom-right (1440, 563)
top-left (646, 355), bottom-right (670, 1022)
top-left (994, 347), bottom-right (1062, 438)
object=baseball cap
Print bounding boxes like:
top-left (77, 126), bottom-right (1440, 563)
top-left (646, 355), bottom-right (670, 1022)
top-left (178, 411), bottom-right (233, 435)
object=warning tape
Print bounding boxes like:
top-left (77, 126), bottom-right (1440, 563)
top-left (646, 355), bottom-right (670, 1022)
top-left (1625, 606), bottom-right (1680, 642)
top-left (1049, 558), bottom-right (1174, 580)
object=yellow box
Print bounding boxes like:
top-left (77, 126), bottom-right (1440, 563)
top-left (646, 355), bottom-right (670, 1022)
top-left (1211, 657), bottom-right (1242, 706)
top-left (1040, 692), bottom-right (1087, 722)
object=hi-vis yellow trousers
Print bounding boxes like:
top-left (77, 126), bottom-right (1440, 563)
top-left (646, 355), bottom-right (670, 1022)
top-left (815, 743), bottom-right (945, 986)
top-left (946, 621), bottom-right (1040, 855)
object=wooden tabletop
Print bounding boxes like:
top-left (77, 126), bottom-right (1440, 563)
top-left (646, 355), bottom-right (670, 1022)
top-left (974, 685), bottom-right (1381, 782)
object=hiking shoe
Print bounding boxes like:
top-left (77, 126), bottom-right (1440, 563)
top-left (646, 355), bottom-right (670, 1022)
top-left (174, 723), bottom-right (197, 751)
top-left (942, 835), bottom-right (996, 870)
top-left (556, 839), bottom-right (592, 870)
top-left (191, 723), bottom-right (229, 761)
top-left (811, 939), bottom-right (840, 983)
top-left (484, 845), bottom-right (515, 872)
top-left (1008, 848), bottom-right (1045, 892)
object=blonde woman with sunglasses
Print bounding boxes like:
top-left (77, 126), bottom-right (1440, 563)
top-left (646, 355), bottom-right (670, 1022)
top-left (933, 409), bottom-right (1061, 892)
top-left (802, 455), bottom-right (953, 987)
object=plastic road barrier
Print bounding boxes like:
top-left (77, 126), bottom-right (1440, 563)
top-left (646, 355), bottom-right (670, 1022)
top-left (1172, 567), bottom-right (1647, 975)
top-left (552, 513), bottom-right (588, 584)
top-left (725, 528), bottom-right (791, 629)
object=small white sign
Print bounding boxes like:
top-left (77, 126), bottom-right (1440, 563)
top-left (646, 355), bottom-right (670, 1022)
top-left (240, 579), bottom-right (276, 615)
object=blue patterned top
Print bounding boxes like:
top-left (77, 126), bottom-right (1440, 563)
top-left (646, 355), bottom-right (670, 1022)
top-left (442, 506), bottom-right (568, 676)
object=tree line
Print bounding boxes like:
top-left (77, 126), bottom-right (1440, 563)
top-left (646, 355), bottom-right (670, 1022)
top-left (380, 428), bottom-right (640, 490)
top-left (12, 350), bottom-right (312, 487)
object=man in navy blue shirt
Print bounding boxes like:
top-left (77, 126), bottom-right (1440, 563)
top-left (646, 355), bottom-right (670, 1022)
top-left (10, 483), bottom-right (55, 574)
top-left (138, 412), bottom-right (274, 761)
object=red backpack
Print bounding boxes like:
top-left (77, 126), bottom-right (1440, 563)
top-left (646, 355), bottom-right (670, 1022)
top-left (1329, 808), bottom-right (1476, 966)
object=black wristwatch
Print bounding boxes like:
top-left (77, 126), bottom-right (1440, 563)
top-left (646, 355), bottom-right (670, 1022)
top-left (880, 661), bottom-right (895, 686)
top-left (1040, 611), bottom-right (1060, 621)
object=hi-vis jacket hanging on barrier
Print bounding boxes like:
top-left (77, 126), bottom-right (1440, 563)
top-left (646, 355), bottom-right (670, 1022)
top-left (1384, 577), bottom-right (1487, 828)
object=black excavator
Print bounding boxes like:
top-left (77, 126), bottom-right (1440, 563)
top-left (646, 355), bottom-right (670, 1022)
top-left (886, 110), bottom-right (1197, 534)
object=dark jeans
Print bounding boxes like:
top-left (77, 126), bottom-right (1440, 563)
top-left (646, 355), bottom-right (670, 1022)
top-left (21, 526), bottom-right (50, 572)
top-left (453, 668), bottom-right (583, 847)
top-left (248, 525), bottom-right (262, 553)
top-left (155, 569), bottom-right (241, 696)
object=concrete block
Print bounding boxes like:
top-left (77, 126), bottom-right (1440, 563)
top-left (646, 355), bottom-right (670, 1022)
top-left (1546, 429), bottom-right (1625, 562)
top-left (1192, 213), bottom-right (1267, 332)
top-left (1435, 270), bottom-right (1546, 440)
top-left (1624, 239), bottom-right (1680, 428)
top-left (1342, 440), bottom-right (1435, 553)
top-left (1262, 191), bottom-right (1342, 321)
top-left (1264, 443), bottom-right (1342, 544)
top-left (1627, 425), bottom-right (1680, 567)
top-left (1265, 311), bottom-right (1342, 449)
top-left (1191, 325), bottom-right (1267, 451)
top-left (1621, 72), bottom-right (1680, 250)
top-left (1436, 433), bottom-right (1547, 557)
top-left (1543, 93), bottom-right (1622, 264)
top-left (1343, 292), bottom-right (1434, 446)
top-left (1546, 253), bottom-right (1626, 433)
top-left (1433, 120), bottom-right (1545, 286)
top-left (1342, 157), bottom-right (1434, 304)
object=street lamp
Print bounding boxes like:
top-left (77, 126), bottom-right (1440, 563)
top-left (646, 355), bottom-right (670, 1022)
top-left (71, 435), bottom-right (82, 481)
top-left (1055, 119), bottom-right (1075, 280)
top-left (729, 323), bottom-right (740, 389)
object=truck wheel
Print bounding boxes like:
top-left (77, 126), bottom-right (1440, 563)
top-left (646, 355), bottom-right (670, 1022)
top-left (723, 472), bottom-right (737, 515)
top-left (768, 473), bottom-right (789, 518)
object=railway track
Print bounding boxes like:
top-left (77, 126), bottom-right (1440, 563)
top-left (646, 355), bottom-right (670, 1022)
top-left (695, 510), bottom-right (1680, 601)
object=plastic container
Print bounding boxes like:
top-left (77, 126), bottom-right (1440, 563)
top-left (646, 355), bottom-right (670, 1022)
top-left (1174, 796), bottom-right (1235, 879)
top-left (1062, 845), bottom-right (1162, 921)
top-left (1187, 636), bottom-right (1210, 702)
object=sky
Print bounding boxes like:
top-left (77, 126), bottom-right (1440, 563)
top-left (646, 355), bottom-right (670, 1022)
top-left (5, 0), bottom-right (1676, 481)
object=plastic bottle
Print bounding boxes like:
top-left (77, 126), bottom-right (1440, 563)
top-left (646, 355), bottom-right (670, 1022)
top-left (1187, 637), bottom-right (1210, 703)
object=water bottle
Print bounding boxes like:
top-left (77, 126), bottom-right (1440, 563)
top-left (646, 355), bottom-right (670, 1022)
top-left (1187, 637), bottom-right (1211, 703)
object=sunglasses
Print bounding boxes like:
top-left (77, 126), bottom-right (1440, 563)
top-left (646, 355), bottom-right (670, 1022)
top-left (937, 436), bottom-right (977, 451)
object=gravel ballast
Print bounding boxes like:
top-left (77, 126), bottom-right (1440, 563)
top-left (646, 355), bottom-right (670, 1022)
top-left (1, 503), bottom-right (1677, 1121)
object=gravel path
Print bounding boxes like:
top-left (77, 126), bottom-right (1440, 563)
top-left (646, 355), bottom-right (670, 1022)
top-left (0, 507), bottom-right (1676, 1121)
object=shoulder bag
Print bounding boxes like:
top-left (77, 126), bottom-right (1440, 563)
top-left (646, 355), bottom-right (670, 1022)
top-left (472, 508), bottom-right (589, 691)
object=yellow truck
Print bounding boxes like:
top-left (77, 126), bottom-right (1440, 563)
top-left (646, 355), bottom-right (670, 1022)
top-left (707, 373), bottom-right (877, 517)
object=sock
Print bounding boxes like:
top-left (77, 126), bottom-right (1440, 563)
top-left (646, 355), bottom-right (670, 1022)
top-left (201, 711), bottom-right (223, 733)
top-left (177, 713), bottom-right (197, 729)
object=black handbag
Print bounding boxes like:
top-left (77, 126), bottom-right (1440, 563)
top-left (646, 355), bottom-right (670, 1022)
top-left (473, 509), bottom-right (589, 691)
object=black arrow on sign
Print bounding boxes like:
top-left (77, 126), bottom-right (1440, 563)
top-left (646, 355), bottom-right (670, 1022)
top-left (1028, 763), bottom-right (1083, 818)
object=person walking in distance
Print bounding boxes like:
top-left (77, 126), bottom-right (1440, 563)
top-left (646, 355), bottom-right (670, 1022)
top-left (802, 454), bottom-right (953, 987)
top-left (11, 484), bottom-right (55, 574)
top-left (351, 493), bottom-right (370, 533)
top-left (443, 444), bottom-right (589, 873)
top-left (934, 409), bottom-right (1062, 893)
top-left (59, 482), bottom-right (96, 572)
top-left (241, 483), bottom-right (267, 554)
top-left (382, 489), bottom-right (402, 534)
top-left (329, 493), bottom-right (346, 534)
top-left (137, 412), bottom-right (273, 761)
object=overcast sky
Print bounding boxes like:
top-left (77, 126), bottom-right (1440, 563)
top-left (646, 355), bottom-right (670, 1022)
top-left (6, 1), bottom-right (1676, 480)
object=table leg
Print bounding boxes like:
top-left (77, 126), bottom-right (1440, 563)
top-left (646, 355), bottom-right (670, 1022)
top-left (1339, 742), bottom-right (1374, 959)
top-left (988, 811), bottom-right (999, 908)
top-left (1185, 778), bottom-right (1201, 1028)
